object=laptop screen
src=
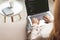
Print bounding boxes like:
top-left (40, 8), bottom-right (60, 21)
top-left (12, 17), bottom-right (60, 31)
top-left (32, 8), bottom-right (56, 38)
top-left (25, 0), bottom-right (49, 15)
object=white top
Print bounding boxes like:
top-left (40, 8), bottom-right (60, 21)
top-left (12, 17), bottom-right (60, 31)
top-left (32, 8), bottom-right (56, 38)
top-left (29, 11), bottom-right (54, 39)
top-left (31, 20), bottom-right (53, 39)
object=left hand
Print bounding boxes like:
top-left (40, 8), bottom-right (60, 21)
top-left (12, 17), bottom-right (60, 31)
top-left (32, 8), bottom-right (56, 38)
top-left (43, 15), bottom-right (51, 23)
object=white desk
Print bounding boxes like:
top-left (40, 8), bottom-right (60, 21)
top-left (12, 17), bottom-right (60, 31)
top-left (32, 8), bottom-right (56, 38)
top-left (0, 1), bottom-right (23, 16)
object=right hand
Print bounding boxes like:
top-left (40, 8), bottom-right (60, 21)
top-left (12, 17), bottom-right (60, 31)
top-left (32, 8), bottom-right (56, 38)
top-left (32, 18), bottom-right (39, 25)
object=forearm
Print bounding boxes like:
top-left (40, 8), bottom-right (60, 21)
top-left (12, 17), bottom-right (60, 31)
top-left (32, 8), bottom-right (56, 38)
top-left (54, 0), bottom-right (60, 15)
top-left (54, 0), bottom-right (60, 31)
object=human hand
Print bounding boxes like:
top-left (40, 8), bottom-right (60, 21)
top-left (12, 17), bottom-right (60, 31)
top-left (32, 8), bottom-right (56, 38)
top-left (32, 18), bottom-right (39, 25)
top-left (43, 15), bottom-right (51, 23)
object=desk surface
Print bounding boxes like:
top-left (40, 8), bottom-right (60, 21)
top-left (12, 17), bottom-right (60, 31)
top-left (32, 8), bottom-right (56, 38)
top-left (0, 1), bottom-right (23, 16)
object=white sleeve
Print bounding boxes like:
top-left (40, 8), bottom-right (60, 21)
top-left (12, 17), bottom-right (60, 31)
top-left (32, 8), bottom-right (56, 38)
top-left (31, 25), bottom-right (41, 39)
top-left (40, 23), bottom-right (53, 38)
